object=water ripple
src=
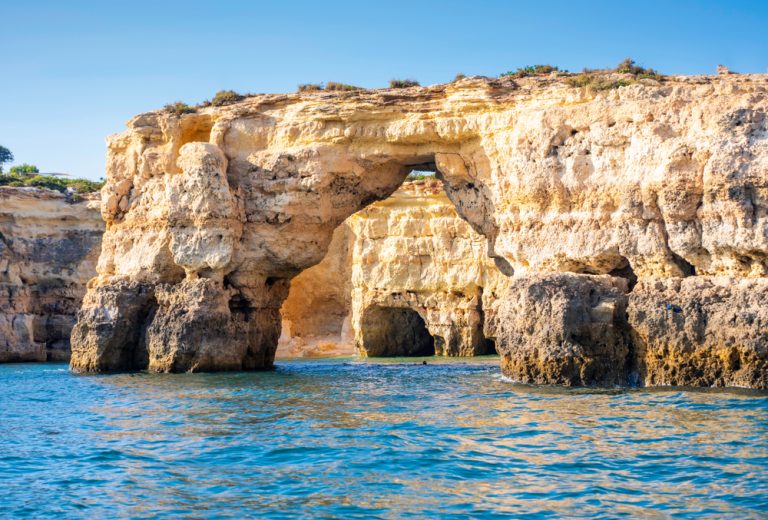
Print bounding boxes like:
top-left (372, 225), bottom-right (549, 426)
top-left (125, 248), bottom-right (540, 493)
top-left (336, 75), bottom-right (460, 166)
top-left (1, 359), bottom-right (767, 518)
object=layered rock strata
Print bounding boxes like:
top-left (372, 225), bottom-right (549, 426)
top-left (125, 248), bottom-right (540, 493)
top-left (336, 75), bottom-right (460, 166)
top-left (0, 187), bottom-right (102, 362)
top-left (71, 73), bottom-right (768, 387)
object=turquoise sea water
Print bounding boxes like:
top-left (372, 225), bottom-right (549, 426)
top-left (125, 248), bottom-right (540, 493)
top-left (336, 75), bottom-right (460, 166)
top-left (1, 358), bottom-right (767, 518)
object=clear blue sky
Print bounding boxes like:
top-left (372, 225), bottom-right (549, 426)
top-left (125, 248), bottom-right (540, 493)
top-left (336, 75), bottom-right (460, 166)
top-left (1, 0), bottom-right (767, 180)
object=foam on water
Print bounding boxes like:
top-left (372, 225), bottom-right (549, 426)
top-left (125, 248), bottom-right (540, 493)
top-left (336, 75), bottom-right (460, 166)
top-left (1, 359), bottom-right (767, 518)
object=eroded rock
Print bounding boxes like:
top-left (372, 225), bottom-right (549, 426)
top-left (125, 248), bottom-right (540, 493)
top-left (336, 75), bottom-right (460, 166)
top-left (71, 74), bottom-right (768, 385)
top-left (629, 277), bottom-right (768, 389)
top-left (496, 273), bottom-right (631, 386)
top-left (0, 187), bottom-right (103, 362)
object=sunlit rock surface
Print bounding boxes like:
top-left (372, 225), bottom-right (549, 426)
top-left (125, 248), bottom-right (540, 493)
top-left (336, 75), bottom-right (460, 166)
top-left (348, 181), bottom-right (505, 356)
top-left (70, 73), bottom-right (768, 386)
top-left (277, 180), bottom-right (505, 358)
top-left (0, 187), bottom-right (102, 362)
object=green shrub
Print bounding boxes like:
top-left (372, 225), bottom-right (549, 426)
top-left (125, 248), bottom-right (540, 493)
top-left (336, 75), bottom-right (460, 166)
top-left (502, 64), bottom-right (559, 78)
top-left (614, 58), bottom-right (661, 79)
top-left (453, 73), bottom-right (466, 82)
top-left (298, 83), bottom-right (323, 92)
top-left (324, 82), bottom-right (363, 91)
top-left (66, 179), bottom-right (105, 194)
top-left (9, 163), bottom-right (39, 175)
top-left (211, 89), bottom-right (245, 106)
top-left (566, 73), bottom-right (632, 91)
top-left (407, 171), bottom-right (435, 181)
top-left (164, 101), bottom-right (196, 116)
top-left (389, 79), bottom-right (420, 88)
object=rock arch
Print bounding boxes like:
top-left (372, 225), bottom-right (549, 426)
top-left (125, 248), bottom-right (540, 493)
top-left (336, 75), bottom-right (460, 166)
top-left (71, 76), bottom-right (768, 387)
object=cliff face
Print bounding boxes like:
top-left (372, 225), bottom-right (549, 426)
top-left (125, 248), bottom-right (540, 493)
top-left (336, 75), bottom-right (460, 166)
top-left (277, 180), bottom-right (505, 358)
top-left (70, 73), bottom-right (768, 387)
top-left (0, 187), bottom-right (103, 361)
top-left (348, 180), bottom-right (505, 356)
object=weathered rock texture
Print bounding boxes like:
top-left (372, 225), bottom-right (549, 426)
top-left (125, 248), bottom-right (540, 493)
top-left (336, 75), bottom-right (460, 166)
top-left (348, 180), bottom-right (505, 356)
top-left (0, 187), bottom-right (103, 362)
top-left (276, 180), bottom-right (505, 358)
top-left (497, 273), bottom-right (631, 386)
top-left (497, 273), bottom-right (768, 388)
top-left (71, 73), bottom-right (768, 387)
top-left (629, 277), bottom-right (768, 388)
top-left (276, 223), bottom-right (355, 358)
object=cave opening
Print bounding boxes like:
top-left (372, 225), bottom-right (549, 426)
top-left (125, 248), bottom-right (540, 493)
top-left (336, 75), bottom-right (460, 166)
top-left (124, 294), bottom-right (157, 371)
top-left (608, 256), bottom-right (638, 292)
top-left (360, 305), bottom-right (436, 357)
top-left (481, 338), bottom-right (498, 356)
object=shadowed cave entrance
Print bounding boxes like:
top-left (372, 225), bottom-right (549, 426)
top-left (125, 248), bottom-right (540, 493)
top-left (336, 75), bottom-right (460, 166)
top-left (360, 306), bottom-right (436, 357)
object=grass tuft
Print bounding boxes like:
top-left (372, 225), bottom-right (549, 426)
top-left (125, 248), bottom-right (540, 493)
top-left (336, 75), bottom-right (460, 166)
top-left (324, 82), bottom-right (363, 91)
top-left (211, 90), bottom-right (245, 106)
top-left (297, 83), bottom-right (323, 92)
top-left (389, 79), bottom-right (420, 88)
top-left (502, 65), bottom-right (560, 78)
top-left (164, 101), bottom-right (196, 116)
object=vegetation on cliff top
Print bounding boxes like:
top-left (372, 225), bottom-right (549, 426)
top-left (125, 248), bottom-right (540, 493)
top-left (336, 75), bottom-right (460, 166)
top-left (566, 58), bottom-right (663, 90)
top-left (501, 64), bottom-right (560, 78)
top-left (164, 101), bottom-right (196, 116)
top-left (0, 147), bottom-right (103, 194)
top-left (497, 58), bottom-right (663, 90)
top-left (210, 90), bottom-right (245, 106)
top-left (297, 82), bottom-right (363, 92)
top-left (165, 58), bottom-right (667, 114)
top-left (0, 171), bottom-right (104, 194)
top-left (389, 79), bottom-right (420, 88)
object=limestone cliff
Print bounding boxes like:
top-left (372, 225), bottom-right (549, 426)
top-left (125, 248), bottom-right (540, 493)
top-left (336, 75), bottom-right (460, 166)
top-left (277, 180), bottom-right (505, 358)
top-left (0, 187), bottom-right (103, 361)
top-left (70, 73), bottom-right (768, 388)
top-left (348, 180), bottom-right (504, 356)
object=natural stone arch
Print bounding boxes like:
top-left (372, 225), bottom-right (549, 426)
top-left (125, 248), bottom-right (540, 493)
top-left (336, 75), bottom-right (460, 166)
top-left (70, 76), bottom-right (768, 386)
top-left (72, 134), bottom-right (498, 372)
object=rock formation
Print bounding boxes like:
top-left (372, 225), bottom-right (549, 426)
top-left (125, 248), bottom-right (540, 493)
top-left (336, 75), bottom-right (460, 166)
top-left (348, 180), bottom-right (504, 356)
top-left (0, 187), bottom-right (102, 361)
top-left (496, 273), bottom-right (631, 386)
top-left (276, 222), bottom-right (356, 358)
top-left (277, 180), bottom-right (505, 358)
top-left (70, 73), bottom-right (768, 388)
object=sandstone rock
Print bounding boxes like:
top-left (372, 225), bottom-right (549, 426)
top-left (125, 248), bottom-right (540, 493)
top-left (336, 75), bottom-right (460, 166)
top-left (276, 223), bottom-right (356, 358)
top-left (496, 273), bottom-right (631, 386)
top-left (629, 277), bottom-right (768, 389)
top-left (348, 180), bottom-right (505, 356)
top-left (71, 73), bottom-right (768, 386)
top-left (277, 180), bottom-right (505, 358)
top-left (0, 187), bottom-right (103, 362)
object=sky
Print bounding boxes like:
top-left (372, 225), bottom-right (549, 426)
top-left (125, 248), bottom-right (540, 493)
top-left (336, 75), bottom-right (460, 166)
top-left (1, 0), bottom-right (767, 180)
